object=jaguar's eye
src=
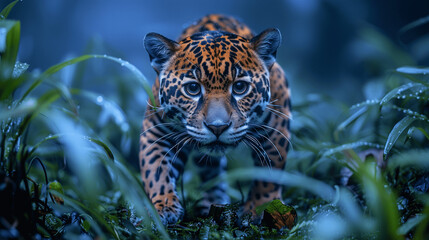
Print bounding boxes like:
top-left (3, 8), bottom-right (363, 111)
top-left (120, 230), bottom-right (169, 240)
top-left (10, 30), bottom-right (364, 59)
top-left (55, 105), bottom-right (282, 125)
top-left (184, 82), bottom-right (201, 97)
top-left (232, 81), bottom-right (249, 95)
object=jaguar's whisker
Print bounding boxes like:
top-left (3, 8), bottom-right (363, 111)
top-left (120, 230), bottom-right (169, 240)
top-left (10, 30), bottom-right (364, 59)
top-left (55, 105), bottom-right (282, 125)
top-left (249, 123), bottom-right (292, 150)
top-left (269, 98), bottom-right (280, 104)
top-left (197, 154), bottom-right (208, 164)
top-left (243, 138), bottom-right (265, 167)
top-left (266, 106), bottom-right (291, 120)
top-left (162, 136), bottom-right (191, 164)
top-left (250, 130), bottom-right (282, 161)
top-left (143, 131), bottom-right (185, 155)
top-left (246, 135), bottom-right (272, 170)
top-left (171, 137), bottom-right (192, 163)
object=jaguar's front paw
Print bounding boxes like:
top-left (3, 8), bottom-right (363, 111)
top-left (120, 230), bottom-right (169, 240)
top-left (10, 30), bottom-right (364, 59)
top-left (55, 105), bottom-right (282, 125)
top-left (155, 203), bottom-right (184, 225)
top-left (241, 201), bottom-right (263, 224)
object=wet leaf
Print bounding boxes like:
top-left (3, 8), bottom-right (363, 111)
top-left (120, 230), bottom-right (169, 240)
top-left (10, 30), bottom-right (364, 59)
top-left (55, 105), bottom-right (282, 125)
top-left (0, 20), bottom-right (20, 78)
top-left (45, 214), bottom-right (63, 230)
top-left (0, 0), bottom-right (18, 19)
top-left (398, 214), bottom-right (426, 235)
top-left (350, 99), bottom-right (380, 109)
top-left (384, 116), bottom-right (415, 157)
top-left (19, 55), bottom-right (94, 103)
top-left (81, 219), bottom-right (91, 232)
top-left (49, 190), bottom-right (111, 239)
top-left (392, 105), bottom-right (429, 122)
top-left (396, 66), bottom-right (429, 75)
top-left (335, 106), bottom-right (368, 139)
top-left (83, 136), bottom-right (115, 161)
top-left (380, 82), bottom-right (427, 105)
top-left (77, 90), bottom-right (130, 135)
top-left (203, 167), bottom-right (336, 202)
top-left (19, 54), bottom-right (156, 110)
top-left (49, 180), bottom-right (64, 204)
top-left (322, 141), bottom-right (383, 158)
top-left (399, 15), bottom-right (429, 37)
top-left (260, 200), bottom-right (297, 229)
top-left (396, 67), bottom-right (429, 86)
top-left (12, 61), bottom-right (29, 78)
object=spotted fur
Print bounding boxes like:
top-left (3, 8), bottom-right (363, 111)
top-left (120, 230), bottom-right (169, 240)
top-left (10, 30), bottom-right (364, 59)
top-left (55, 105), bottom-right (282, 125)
top-left (140, 14), bottom-right (291, 225)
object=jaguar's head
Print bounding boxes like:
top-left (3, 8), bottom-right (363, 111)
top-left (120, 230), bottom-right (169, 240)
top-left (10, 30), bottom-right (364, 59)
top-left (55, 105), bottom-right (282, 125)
top-left (144, 29), bottom-right (281, 155)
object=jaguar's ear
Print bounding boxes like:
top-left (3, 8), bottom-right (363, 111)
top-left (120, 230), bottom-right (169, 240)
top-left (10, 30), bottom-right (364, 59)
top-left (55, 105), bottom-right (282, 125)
top-left (144, 33), bottom-right (180, 73)
top-left (251, 28), bottom-right (281, 69)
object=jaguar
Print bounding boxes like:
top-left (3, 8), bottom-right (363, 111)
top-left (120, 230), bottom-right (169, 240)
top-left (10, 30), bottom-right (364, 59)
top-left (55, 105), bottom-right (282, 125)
top-left (139, 14), bottom-right (291, 225)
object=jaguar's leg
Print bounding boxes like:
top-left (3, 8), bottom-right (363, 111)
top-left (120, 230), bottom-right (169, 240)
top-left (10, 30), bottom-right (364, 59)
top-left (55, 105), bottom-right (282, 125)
top-left (192, 154), bottom-right (230, 216)
top-left (139, 114), bottom-right (189, 225)
top-left (243, 117), bottom-right (290, 221)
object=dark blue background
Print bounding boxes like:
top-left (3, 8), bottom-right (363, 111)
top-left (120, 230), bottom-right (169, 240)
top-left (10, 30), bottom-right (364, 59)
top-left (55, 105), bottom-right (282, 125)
top-left (5, 0), bottom-right (429, 103)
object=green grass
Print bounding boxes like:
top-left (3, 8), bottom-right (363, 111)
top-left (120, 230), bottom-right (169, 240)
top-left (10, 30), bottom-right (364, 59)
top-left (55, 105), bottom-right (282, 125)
top-left (1, 1), bottom-right (429, 239)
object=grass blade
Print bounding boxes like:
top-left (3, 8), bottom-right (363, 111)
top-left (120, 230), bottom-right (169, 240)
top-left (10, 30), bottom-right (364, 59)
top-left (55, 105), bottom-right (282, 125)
top-left (384, 116), bottom-right (415, 157)
top-left (19, 55), bottom-right (95, 102)
top-left (0, 97), bottom-right (36, 120)
top-left (335, 106), bottom-right (368, 139)
top-left (83, 136), bottom-right (115, 161)
top-left (50, 190), bottom-right (113, 239)
top-left (396, 67), bottom-right (429, 86)
top-left (99, 158), bottom-right (170, 239)
top-left (399, 15), bottom-right (429, 36)
top-left (360, 163), bottom-right (402, 239)
top-left (91, 54), bottom-right (156, 107)
top-left (350, 99), bottom-right (380, 109)
top-left (322, 141), bottom-right (383, 158)
top-left (203, 168), bottom-right (335, 202)
top-left (12, 61), bottom-right (29, 78)
top-left (74, 89), bottom-right (130, 134)
top-left (397, 214), bottom-right (426, 235)
top-left (19, 54), bottom-right (156, 108)
top-left (0, 20), bottom-right (20, 78)
top-left (380, 82), bottom-right (427, 105)
top-left (396, 66), bottom-right (429, 75)
top-left (0, 0), bottom-right (19, 19)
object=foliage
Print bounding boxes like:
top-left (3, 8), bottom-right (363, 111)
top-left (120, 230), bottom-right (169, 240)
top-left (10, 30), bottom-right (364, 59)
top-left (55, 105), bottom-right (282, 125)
top-left (0, 2), bottom-right (166, 239)
top-left (1, 1), bottom-right (429, 239)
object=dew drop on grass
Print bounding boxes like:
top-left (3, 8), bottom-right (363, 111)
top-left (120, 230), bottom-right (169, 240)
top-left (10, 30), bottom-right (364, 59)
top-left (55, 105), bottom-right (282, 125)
top-left (96, 96), bottom-right (104, 104)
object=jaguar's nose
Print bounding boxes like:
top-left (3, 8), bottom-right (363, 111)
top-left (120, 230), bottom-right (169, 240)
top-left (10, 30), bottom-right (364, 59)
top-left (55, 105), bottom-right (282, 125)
top-left (204, 121), bottom-right (231, 137)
